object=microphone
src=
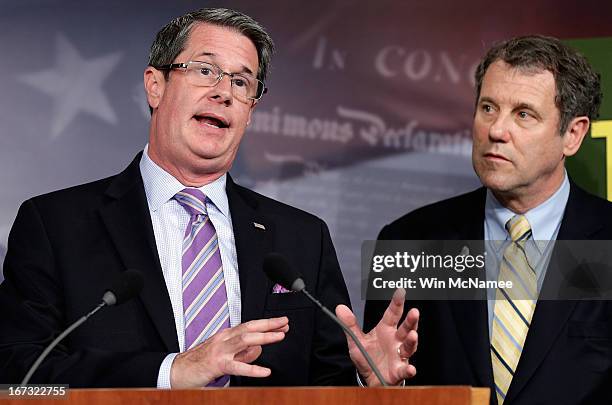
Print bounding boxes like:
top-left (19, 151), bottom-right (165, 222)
top-left (102, 268), bottom-right (145, 306)
top-left (263, 253), bottom-right (388, 387)
top-left (20, 269), bottom-right (144, 386)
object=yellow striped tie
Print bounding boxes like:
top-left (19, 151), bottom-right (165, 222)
top-left (491, 215), bottom-right (537, 404)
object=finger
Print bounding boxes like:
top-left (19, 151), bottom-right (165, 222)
top-left (226, 317), bottom-right (289, 339)
top-left (398, 330), bottom-right (418, 359)
top-left (227, 331), bottom-right (286, 353)
top-left (395, 307), bottom-right (420, 342)
top-left (408, 330), bottom-right (418, 357)
top-left (335, 304), bottom-right (366, 342)
top-left (335, 304), bottom-right (370, 364)
top-left (269, 324), bottom-right (290, 333)
top-left (388, 360), bottom-right (417, 385)
top-left (380, 288), bottom-right (406, 328)
top-left (407, 307), bottom-right (419, 331)
top-left (242, 317), bottom-right (289, 333)
top-left (398, 363), bottom-right (417, 381)
top-left (224, 361), bottom-right (272, 378)
top-left (234, 345), bottom-right (263, 364)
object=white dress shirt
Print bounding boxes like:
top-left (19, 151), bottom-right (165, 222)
top-left (138, 145), bottom-right (241, 388)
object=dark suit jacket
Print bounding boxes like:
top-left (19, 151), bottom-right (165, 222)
top-left (364, 184), bottom-right (612, 404)
top-left (0, 154), bottom-right (354, 387)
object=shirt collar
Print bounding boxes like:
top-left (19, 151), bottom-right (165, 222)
top-left (139, 144), bottom-right (230, 218)
top-left (485, 171), bottom-right (570, 242)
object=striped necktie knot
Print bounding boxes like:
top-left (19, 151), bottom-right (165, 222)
top-left (505, 215), bottom-right (532, 242)
top-left (175, 188), bottom-right (208, 218)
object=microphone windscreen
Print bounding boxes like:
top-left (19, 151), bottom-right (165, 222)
top-left (263, 253), bottom-right (303, 291)
top-left (107, 269), bottom-right (144, 305)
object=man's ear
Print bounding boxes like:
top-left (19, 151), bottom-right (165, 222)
top-left (246, 100), bottom-right (258, 126)
top-left (144, 67), bottom-right (166, 110)
top-left (563, 116), bottom-right (590, 157)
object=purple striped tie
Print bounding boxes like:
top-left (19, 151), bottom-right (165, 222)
top-left (175, 188), bottom-right (230, 387)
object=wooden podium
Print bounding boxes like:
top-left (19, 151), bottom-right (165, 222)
top-left (1, 386), bottom-right (489, 405)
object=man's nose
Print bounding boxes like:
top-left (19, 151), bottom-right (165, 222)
top-left (209, 74), bottom-right (233, 105)
top-left (488, 113), bottom-right (511, 142)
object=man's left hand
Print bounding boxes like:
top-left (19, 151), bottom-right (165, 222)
top-left (335, 288), bottom-right (419, 386)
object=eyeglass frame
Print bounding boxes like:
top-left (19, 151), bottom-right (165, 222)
top-left (155, 60), bottom-right (268, 102)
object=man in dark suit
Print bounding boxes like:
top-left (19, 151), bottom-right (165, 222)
top-left (0, 8), bottom-right (417, 388)
top-left (364, 35), bottom-right (612, 404)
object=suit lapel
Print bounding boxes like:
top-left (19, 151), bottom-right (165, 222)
top-left (505, 182), bottom-right (599, 403)
top-left (447, 189), bottom-right (495, 389)
top-left (98, 154), bottom-right (178, 352)
top-left (450, 301), bottom-right (493, 388)
top-left (226, 176), bottom-right (274, 323)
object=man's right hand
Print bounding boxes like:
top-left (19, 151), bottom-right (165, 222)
top-left (170, 316), bottom-right (289, 388)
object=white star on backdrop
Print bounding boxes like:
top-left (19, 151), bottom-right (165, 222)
top-left (19, 33), bottom-right (122, 139)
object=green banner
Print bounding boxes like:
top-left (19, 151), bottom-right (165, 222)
top-left (566, 37), bottom-right (612, 200)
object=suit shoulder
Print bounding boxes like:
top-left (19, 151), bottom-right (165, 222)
top-left (382, 188), bottom-right (485, 236)
top-left (26, 175), bottom-right (117, 211)
top-left (575, 185), bottom-right (612, 211)
top-left (232, 183), bottom-right (326, 225)
top-left (564, 184), bottom-right (612, 230)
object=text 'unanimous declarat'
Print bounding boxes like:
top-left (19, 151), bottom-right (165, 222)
top-left (361, 240), bottom-right (612, 301)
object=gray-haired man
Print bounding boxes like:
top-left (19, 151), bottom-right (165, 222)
top-left (0, 8), bottom-right (417, 388)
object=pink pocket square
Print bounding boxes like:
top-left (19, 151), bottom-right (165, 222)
top-left (272, 283), bottom-right (292, 293)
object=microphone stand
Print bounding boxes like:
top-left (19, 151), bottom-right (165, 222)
top-left (20, 301), bottom-right (108, 386)
top-left (300, 289), bottom-right (388, 387)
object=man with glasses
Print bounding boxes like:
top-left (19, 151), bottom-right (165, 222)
top-left (0, 8), bottom-right (417, 388)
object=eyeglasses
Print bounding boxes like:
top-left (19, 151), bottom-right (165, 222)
top-left (156, 61), bottom-right (267, 103)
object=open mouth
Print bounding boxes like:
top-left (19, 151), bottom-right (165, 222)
top-left (194, 115), bottom-right (229, 129)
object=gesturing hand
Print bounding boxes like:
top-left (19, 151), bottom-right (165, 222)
top-left (335, 288), bottom-right (419, 386)
top-left (170, 316), bottom-right (289, 388)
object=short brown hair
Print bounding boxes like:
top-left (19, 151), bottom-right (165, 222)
top-left (474, 35), bottom-right (602, 133)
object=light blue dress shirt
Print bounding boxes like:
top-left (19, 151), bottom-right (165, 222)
top-left (138, 145), bottom-right (241, 388)
top-left (483, 172), bottom-right (570, 339)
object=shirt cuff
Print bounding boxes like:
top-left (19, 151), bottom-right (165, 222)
top-left (157, 353), bottom-right (179, 388)
top-left (356, 369), bottom-right (366, 387)
top-left (355, 370), bottom-right (405, 387)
